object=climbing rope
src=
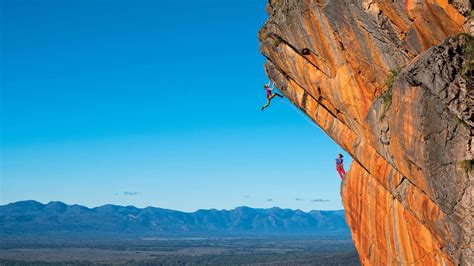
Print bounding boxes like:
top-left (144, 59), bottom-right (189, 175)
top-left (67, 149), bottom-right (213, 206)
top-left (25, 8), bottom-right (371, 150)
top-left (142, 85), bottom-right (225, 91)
top-left (277, 97), bottom-right (322, 130)
top-left (276, 98), bottom-right (344, 155)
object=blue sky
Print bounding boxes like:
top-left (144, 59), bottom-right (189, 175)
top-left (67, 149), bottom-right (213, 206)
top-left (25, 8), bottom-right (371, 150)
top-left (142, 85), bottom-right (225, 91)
top-left (1, 0), bottom-right (350, 211)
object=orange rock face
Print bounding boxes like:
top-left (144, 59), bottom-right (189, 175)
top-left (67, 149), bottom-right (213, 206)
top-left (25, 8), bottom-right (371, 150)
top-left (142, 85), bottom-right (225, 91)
top-left (259, 0), bottom-right (472, 265)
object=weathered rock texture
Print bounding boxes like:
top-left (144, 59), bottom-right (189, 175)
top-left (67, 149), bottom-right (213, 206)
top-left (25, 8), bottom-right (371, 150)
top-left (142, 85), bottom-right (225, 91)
top-left (258, 0), bottom-right (473, 265)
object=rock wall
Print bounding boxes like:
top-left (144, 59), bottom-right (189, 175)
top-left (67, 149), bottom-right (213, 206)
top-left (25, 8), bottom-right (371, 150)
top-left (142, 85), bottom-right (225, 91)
top-left (258, 0), bottom-right (473, 264)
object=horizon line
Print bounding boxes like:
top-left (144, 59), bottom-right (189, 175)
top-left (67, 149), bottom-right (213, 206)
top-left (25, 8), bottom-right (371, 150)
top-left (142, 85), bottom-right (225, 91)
top-left (2, 199), bottom-right (345, 214)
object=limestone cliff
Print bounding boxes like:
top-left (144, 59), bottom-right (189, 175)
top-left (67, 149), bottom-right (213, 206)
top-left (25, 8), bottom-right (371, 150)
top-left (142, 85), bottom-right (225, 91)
top-left (258, 0), bottom-right (473, 265)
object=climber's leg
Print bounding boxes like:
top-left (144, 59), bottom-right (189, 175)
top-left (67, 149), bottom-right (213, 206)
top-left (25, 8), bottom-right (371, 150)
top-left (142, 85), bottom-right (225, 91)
top-left (274, 93), bottom-right (284, 98)
top-left (261, 98), bottom-right (271, 111)
top-left (262, 94), bottom-right (277, 111)
top-left (337, 169), bottom-right (344, 179)
top-left (337, 167), bottom-right (345, 179)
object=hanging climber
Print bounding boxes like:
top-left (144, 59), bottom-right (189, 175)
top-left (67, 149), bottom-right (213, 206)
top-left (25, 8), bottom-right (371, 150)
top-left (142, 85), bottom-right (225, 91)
top-left (335, 153), bottom-right (346, 179)
top-left (261, 81), bottom-right (283, 111)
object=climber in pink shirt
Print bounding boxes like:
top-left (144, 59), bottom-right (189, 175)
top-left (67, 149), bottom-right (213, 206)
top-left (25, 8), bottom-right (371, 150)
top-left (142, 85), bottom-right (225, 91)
top-left (261, 81), bottom-right (283, 111)
top-left (335, 153), bottom-right (346, 179)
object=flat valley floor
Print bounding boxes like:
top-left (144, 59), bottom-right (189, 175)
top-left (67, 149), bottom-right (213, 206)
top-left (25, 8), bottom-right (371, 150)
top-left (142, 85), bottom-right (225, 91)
top-left (0, 237), bottom-right (359, 265)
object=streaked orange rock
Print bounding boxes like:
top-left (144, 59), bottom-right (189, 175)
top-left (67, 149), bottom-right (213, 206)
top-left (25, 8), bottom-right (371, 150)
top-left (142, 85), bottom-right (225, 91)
top-left (259, 0), bottom-right (472, 264)
top-left (342, 162), bottom-right (452, 265)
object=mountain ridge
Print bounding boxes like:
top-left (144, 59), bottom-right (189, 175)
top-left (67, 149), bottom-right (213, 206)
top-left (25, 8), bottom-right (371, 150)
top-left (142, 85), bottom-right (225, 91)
top-left (2, 200), bottom-right (344, 213)
top-left (0, 200), bottom-right (350, 239)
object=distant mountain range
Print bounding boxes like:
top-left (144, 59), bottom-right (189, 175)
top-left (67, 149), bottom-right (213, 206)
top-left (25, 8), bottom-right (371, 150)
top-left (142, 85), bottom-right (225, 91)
top-left (0, 201), bottom-right (350, 238)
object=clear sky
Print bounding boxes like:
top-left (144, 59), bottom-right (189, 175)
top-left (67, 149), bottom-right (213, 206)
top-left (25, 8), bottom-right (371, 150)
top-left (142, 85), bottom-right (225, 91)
top-left (1, 0), bottom-right (351, 211)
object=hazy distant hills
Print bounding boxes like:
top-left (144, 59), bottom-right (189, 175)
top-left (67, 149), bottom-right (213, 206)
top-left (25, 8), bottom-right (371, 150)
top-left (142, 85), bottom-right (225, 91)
top-left (0, 200), bottom-right (350, 238)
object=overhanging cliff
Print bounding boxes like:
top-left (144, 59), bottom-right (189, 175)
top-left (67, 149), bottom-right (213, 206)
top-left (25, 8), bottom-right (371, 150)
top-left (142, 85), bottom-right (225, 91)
top-left (258, 0), bottom-right (473, 265)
